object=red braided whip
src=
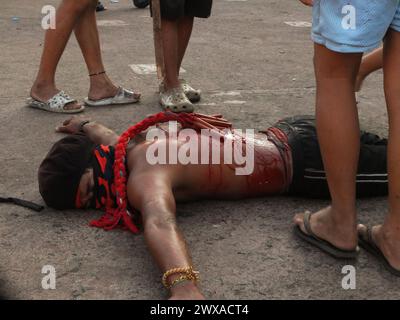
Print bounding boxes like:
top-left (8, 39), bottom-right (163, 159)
top-left (89, 111), bottom-right (232, 234)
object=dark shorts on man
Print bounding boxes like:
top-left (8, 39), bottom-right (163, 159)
top-left (271, 115), bottom-right (388, 199)
top-left (152, 0), bottom-right (213, 20)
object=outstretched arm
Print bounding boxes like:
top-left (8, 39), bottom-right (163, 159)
top-left (127, 170), bottom-right (204, 300)
top-left (56, 116), bottom-right (119, 146)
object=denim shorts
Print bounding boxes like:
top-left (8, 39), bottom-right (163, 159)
top-left (312, 0), bottom-right (400, 53)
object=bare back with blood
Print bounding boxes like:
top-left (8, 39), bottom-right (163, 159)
top-left (126, 129), bottom-right (290, 203)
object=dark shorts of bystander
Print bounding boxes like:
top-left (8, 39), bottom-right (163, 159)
top-left (151, 0), bottom-right (213, 20)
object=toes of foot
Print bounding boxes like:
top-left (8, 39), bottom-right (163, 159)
top-left (65, 103), bottom-right (81, 110)
top-left (357, 224), bottom-right (368, 240)
top-left (293, 213), bottom-right (304, 226)
top-left (371, 225), bottom-right (384, 242)
top-left (357, 224), bottom-right (367, 232)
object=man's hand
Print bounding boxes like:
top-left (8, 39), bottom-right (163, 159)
top-left (56, 116), bottom-right (91, 134)
top-left (56, 116), bottom-right (119, 146)
top-left (299, 0), bottom-right (313, 6)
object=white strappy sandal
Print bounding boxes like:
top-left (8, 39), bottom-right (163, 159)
top-left (27, 91), bottom-right (85, 114)
top-left (83, 87), bottom-right (141, 107)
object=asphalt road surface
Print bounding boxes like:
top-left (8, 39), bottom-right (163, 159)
top-left (0, 0), bottom-right (399, 299)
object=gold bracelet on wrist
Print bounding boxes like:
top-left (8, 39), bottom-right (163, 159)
top-left (162, 266), bottom-right (200, 290)
top-left (169, 275), bottom-right (194, 289)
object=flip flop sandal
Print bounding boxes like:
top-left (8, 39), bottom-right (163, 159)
top-left (180, 79), bottom-right (201, 103)
top-left (294, 211), bottom-right (359, 259)
top-left (84, 87), bottom-right (141, 107)
top-left (27, 91), bottom-right (84, 114)
top-left (358, 226), bottom-right (400, 277)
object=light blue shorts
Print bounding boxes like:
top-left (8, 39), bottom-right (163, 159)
top-left (312, 0), bottom-right (400, 53)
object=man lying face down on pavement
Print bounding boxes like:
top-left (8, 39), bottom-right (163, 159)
top-left (38, 112), bottom-right (388, 299)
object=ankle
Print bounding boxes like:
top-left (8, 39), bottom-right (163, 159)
top-left (163, 78), bottom-right (180, 91)
top-left (329, 205), bottom-right (357, 224)
top-left (90, 73), bottom-right (107, 86)
top-left (89, 75), bottom-right (117, 92)
top-left (31, 79), bottom-right (55, 92)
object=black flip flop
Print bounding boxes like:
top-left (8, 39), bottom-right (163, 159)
top-left (358, 226), bottom-right (400, 277)
top-left (294, 211), bottom-right (359, 259)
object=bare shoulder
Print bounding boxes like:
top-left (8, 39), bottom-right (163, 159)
top-left (126, 169), bottom-right (174, 211)
top-left (126, 137), bottom-right (178, 171)
top-left (126, 139), bottom-right (176, 192)
top-left (126, 136), bottom-right (184, 198)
